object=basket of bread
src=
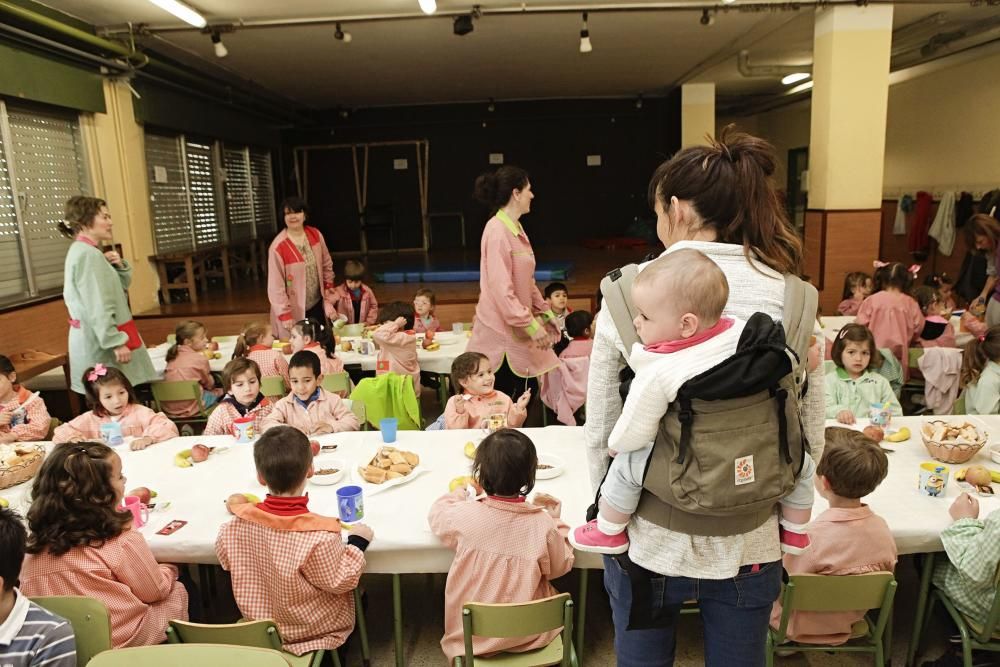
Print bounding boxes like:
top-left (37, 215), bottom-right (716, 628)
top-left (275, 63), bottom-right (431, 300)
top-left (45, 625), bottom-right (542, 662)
top-left (921, 420), bottom-right (988, 464)
top-left (0, 444), bottom-right (45, 490)
top-left (358, 446), bottom-right (420, 484)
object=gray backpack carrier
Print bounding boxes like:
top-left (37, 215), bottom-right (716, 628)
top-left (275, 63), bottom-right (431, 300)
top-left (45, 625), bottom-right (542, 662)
top-left (599, 262), bottom-right (818, 537)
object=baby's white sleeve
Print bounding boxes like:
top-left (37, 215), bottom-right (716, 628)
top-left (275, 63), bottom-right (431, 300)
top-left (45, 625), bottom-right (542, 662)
top-left (608, 367), bottom-right (679, 454)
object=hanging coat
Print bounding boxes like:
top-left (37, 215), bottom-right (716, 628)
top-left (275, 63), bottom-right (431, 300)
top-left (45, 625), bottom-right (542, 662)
top-left (929, 191), bottom-right (956, 256)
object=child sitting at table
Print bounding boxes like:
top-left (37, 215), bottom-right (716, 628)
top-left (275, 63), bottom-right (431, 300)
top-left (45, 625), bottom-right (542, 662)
top-left (857, 262), bottom-right (924, 372)
top-left (838, 271), bottom-right (872, 316)
top-left (332, 259), bottom-right (378, 325)
top-left (444, 352), bottom-right (530, 430)
top-left (413, 288), bottom-right (440, 334)
top-left (234, 321), bottom-right (289, 385)
top-left (959, 325), bottom-right (1000, 414)
top-left (54, 365), bottom-right (177, 449)
top-left (544, 282), bottom-right (571, 334)
top-left (0, 354), bottom-right (52, 444)
top-left (542, 312), bottom-right (593, 425)
top-left (20, 441), bottom-right (188, 647)
top-left (558, 310), bottom-right (593, 360)
top-left (825, 324), bottom-right (902, 425)
top-left (205, 358), bottom-right (274, 436)
top-left (912, 286), bottom-right (957, 348)
top-left (0, 507), bottom-right (77, 666)
top-left (217, 426), bottom-right (373, 658)
top-left (927, 272), bottom-right (958, 312)
top-left (290, 318), bottom-right (344, 380)
top-left (770, 427), bottom-right (896, 645)
top-left (373, 301), bottom-right (421, 396)
top-left (261, 351), bottom-right (359, 435)
top-left (163, 320), bottom-right (224, 418)
top-left (429, 428), bottom-right (573, 662)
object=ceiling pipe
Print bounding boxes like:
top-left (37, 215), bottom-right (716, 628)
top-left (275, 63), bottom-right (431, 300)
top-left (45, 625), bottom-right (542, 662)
top-left (736, 49), bottom-right (810, 77)
top-left (0, 21), bottom-right (131, 72)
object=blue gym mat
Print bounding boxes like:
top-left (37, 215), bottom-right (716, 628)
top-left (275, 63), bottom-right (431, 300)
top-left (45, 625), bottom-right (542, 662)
top-left (375, 262), bottom-right (573, 283)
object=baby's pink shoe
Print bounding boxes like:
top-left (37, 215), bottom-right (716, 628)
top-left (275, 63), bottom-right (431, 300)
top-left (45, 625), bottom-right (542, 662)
top-left (569, 520), bottom-right (629, 554)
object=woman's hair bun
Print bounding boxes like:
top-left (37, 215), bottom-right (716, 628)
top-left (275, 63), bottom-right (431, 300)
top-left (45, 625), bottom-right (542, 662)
top-left (715, 126), bottom-right (776, 178)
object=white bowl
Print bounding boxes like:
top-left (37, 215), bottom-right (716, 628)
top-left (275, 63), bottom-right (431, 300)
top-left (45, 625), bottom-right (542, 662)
top-left (310, 456), bottom-right (346, 486)
top-left (536, 453), bottom-right (565, 480)
top-left (990, 444), bottom-right (1000, 465)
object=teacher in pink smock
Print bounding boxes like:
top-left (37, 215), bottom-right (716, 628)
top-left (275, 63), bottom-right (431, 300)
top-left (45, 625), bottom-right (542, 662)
top-left (467, 166), bottom-right (560, 416)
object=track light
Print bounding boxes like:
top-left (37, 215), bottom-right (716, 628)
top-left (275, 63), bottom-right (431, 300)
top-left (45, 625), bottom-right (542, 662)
top-left (210, 30), bottom-right (227, 58)
top-left (418, 0), bottom-right (437, 14)
top-left (453, 14), bottom-right (474, 36)
top-left (579, 12), bottom-right (592, 53)
top-left (334, 22), bottom-right (352, 42)
top-left (147, 0), bottom-right (206, 28)
top-left (781, 72), bottom-right (810, 85)
top-left (635, 94), bottom-right (643, 109)
top-left (487, 98), bottom-right (495, 112)
top-left (700, 9), bottom-right (715, 26)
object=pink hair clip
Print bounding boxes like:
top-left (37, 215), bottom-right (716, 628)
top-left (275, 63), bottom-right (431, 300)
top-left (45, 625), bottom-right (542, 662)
top-left (908, 264), bottom-right (921, 276)
top-left (87, 364), bottom-right (108, 382)
top-left (873, 260), bottom-right (889, 269)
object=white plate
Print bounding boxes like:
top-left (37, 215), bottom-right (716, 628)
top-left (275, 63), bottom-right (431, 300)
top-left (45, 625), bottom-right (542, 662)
top-left (536, 453), bottom-right (565, 479)
top-left (353, 463), bottom-right (430, 495)
top-left (310, 455), bottom-right (346, 486)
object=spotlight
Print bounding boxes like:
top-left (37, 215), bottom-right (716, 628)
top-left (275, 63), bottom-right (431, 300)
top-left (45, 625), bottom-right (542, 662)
top-left (579, 12), bottom-right (592, 53)
top-left (700, 9), bottom-right (714, 26)
top-left (335, 22), bottom-right (352, 42)
top-left (418, 0), bottom-right (437, 14)
top-left (453, 14), bottom-right (474, 36)
top-left (487, 97), bottom-right (495, 112)
top-left (781, 72), bottom-right (810, 85)
top-left (210, 30), bottom-right (227, 58)
top-left (635, 94), bottom-right (643, 109)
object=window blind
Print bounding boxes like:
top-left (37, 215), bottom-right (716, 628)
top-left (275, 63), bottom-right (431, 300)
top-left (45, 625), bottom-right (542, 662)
top-left (144, 132), bottom-right (192, 254)
top-left (223, 146), bottom-right (253, 242)
top-left (184, 139), bottom-right (223, 249)
top-left (249, 149), bottom-right (276, 235)
top-left (0, 122), bottom-right (27, 301)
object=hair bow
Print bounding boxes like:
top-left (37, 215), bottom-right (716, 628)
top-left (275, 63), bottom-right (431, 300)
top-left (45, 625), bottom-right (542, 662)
top-left (87, 364), bottom-right (108, 382)
top-left (979, 335), bottom-right (986, 343)
top-left (873, 260), bottom-right (889, 269)
top-left (908, 264), bottom-right (921, 277)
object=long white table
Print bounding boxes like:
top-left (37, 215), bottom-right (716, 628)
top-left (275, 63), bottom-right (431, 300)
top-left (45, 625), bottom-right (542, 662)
top-left (821, 314), bottom-right (973, 348)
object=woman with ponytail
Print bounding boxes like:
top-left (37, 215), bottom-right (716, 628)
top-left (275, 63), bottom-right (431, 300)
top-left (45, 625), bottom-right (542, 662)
top-left (59, 196), bottom-right (156, 397)
top-left (585, 126), bottom-right (822, 666)
top-left (960, 324), bottom-right (1000, 414)
top-left (466, 166), bottom-right (560, 416)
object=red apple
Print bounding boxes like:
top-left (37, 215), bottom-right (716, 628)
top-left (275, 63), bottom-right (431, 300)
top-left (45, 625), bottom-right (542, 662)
top-left (225, 493), bottom-right (247, 514)
top-left (191, 444), bottom-right (211, 463)
top-left (128, 487), bottom-right (156, 504)
top-left (862, 425), bottom-right (885, 442)
top-left (310, 440), bottom-right (321, 457)
top-left (281, 343), bottom-right (293, 355)
top-left (209, 341), bottom-right (220, 351)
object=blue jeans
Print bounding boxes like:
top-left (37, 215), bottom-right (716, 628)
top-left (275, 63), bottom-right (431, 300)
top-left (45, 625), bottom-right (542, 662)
top-left (603, 554), bottom-right (782, 667)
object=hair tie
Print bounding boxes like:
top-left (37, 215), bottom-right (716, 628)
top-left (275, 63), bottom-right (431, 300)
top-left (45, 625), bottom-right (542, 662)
top-left (979, 335), bottom-right (986, 342)
top-left (908, 264), bottom-right (921, 277)
top-left (87, 364), bottom-right (108, 382)
top-left (873, 260), bottom-right (889, 269)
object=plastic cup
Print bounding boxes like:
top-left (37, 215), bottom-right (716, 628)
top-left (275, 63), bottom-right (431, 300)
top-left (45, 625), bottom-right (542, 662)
top-left (121, 495), bottom-right (149, 528)
top-left (918, 461), bottom-right (950, 497)
top-left (336, 485), bottom-right (365, 522)
top-left (452, 323), bottom-right (464, 335)
top-left (100, 422), bottom-right (124, 447)
top-left (380, 417), bottom-right (398, 443)
top-left (231, 415), bottom-right (255, 443)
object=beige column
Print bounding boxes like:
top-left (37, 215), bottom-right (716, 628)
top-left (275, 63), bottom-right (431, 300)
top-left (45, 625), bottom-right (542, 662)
top-left (681, 83), bottom-right (715, 148)
top-left (804, 4), bottom-right (893, 314)
top-left (81, 80), bottom-right (159, 313)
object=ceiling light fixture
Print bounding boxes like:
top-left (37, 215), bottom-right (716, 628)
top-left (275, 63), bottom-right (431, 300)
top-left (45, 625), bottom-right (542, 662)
top-left (700, 9), bottom-right (714, 26)
top-left (418, 0), bottom-right (437, 15)
top-left (210, 30), bottom-right (227, 57)
top-left (335, 22), bottom-right (352, 42)
top-left (579, 12), bottom-right (592, 53)
top-left (147, 0), bottom-right (206, 28)
top-left (453, 14), bottom-right (474, 36)
top-left (781, 72), bottom-right (810, 85)
top-left (721, 0), bottom-right (737, 4)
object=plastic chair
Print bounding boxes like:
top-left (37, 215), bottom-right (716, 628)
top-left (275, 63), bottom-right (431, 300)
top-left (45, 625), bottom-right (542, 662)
top-left (322, 372), bottom-right (351, 395)
top-left (46, 417), bottom-right (61, 440)
top-left (342, 398), bottom-right (367, 430)
top-left (261, 376), bottom-right (287, 399)
top-left (212, 335), bottom-right (239, 343)
top-left (952, 393), bottom-right (967, 414)
top-left (32, 595), bottom-right (112, 666)
top-left (915, 563), bottom-right (1000, 667)
top-left (150, 380), bottom-right (215, 432)
top-left (766, 572), bottom-right (897, 666)
top-left (167, 618), bottom-right (328, 667)
top-left (166, 334), bottom-right (176, 344)
top-left (89, 644), bottom-right (290, 667)
top-left (454, 592), bottom-right (577, 667)
top-left (340, 323), bottom-right (366, 337)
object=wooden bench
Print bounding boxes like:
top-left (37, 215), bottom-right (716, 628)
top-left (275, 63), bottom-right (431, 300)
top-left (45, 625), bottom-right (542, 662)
top-left (150, 248), bottom-right (232, 305)
top-left (10, 349), bottom-right (80, 414)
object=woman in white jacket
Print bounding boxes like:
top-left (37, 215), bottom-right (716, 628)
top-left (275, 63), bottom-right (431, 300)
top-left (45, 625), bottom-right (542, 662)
top-left (584, 127), bottom-right (825, 667)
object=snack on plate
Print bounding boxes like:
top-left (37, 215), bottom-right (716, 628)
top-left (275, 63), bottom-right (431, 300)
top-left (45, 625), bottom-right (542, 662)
top-left (0, 444), bottom-right (43, 469)
top-left (921, 420), bottom-right (985, 445)
top-left (358, 446), bottom-right (420, 484)
top-left (0, 444), bottom-right (45, 490)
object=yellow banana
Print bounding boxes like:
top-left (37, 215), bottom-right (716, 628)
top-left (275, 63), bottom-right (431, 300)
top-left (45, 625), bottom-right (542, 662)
top-left (992, 469), bottom-right (1000, 485)
top-left (886, 427), bottom-right (911, 443)
top-left (0, 497), bottom-right (8, 508)
top-left (244, 493), bottom-right (261, 504)
top-left (174, 449), bottom-right (193, 468)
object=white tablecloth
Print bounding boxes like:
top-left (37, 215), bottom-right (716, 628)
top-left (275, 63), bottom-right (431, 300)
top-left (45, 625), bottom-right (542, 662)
top-left (4, 418), bottom-right (998, 572)
top-left (820, 315), bottom-right (972, 347)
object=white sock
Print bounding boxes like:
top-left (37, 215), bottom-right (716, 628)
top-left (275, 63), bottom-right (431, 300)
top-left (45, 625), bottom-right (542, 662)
top-left (597, 514), bottom-right (629, 535)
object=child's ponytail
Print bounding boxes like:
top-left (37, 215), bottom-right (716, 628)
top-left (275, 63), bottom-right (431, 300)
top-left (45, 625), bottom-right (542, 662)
top-left (960, 324), bottom-right (1000, 388)
top-left (167, 320), bottom-right (204, 362)
top-left (233, 321), bottom-right (269, 360)
top-left (296, 318), bottom-right (336, 360)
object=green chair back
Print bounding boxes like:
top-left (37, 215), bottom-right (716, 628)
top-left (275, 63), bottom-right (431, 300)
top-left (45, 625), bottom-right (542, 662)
top-left (322, 372), bottom-right (351, 395)
top-left (260, 376), bottom-right (286, 399)
top-left (151, 380), bottom-right (210, 419)
top-left (342, 398), bottom-right (367, 428)
top-left (166, 334), bottom-right (176, 344)
top-left (46, 417), bottom-right (61, 440)
top-left (340, 323), bottom-right (366, 337)
top-left (167, 618), bottom-right (326, 667)
top-left (32, 595), bottom-right (112, 666)
top-left (909, 347), bottom-right (925, 369)
top-left (89, 644), bottom-right (290, 667)
top-left (459, 593), bottom-right (575, 666)
top-left (952, 393), bottom-right (967, 415)
top-left (212, 335), bottom-right (239, 343)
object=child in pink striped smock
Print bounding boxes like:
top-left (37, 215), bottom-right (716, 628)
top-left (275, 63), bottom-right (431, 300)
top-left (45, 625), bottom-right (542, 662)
top-left (0, 354), bottom-right (51, 443)
top-left (413, 288), bottom-right (441, 334)
top-left (443, 352), bottom-right (529, 430)
top-left (234, 321), bottom-right (289, 385)
top-left (429, 429), bottom-right (573, 662)
top-left (54, 365), bottom-right (177, 449)
top-left (204, 358), bottom-right (275, 436)
top-left (20, 441), bottom-right (188, 647)
top-left (373, 302), bottom-right (421, 396)
top-left (857, 262), bottom-right (924, 373)
top-left (837, 271), bottom-right (872, 316)
top-left (261, 352), bottom-right (359, 436)
top-left (290, 319), bottom-right (345, 379)
top-left (162, 320), bottom-right (224, 417)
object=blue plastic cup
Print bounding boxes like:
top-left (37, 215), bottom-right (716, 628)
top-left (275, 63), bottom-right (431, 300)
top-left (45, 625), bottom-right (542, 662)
top-left (336, 485), bottom-right (364, 522)
top-left (100, 422), bottom-right (124, 447)
top-left (380, 417), bottom-right (398, 443)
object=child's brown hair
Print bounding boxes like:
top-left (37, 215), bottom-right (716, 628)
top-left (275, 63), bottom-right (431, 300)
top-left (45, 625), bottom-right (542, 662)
top-left (233, 321), bottom-right (270, 359)
top-left (81, 365), bottom-right (138, 417)
top-left (0, 355), bottom-right (19, 390)
top-left (377, 301), bottom-right (414, 330)
top-left (960, 324), bottom-right (1000, 388)
top-left (26, 441), bottom-right (131, 556)
top-left (831, 323), bottom-right (882, 371)
top-left (166, 320), bottom-right (205, 362)
top-left (872, 262), bottom-right (913, 293)
top-left (222, 358), bottom-right (262, 392)
top-left (415, 288), bottom-right (436, 307)
top-left (818, 427), bottom-right (889, 499)
top-left (58, 196), bottom-right (108, 239)
top-left (911, 286), bottom-right (941, 316)
top-left (842, 271), bottom-right (871, 300)
top-left (344, 259), bottom-right (366, 281)
top-left (254, 425), bottom-right (312, 494)
top-left (451, 352), bottom-right (489, 394)
top-left (472, 428), bottom-right (537, 497)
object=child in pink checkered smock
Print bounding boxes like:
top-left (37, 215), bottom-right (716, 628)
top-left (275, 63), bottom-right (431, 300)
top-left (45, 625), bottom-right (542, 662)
top-left (372, 302), bottom-right (422, 396)
top-left (204, 358), bottom-right (275, 436)
top-left (0, 354), bottom-right (52, 443)
top-left (289, 319), bottom-right (345, 383)
top-left (856, 262), bottom-right (924, 375)
top-left (217, 426), bottom-right (373, 656)
top-left (234, 321), bottom-right (290, 386)
top-left (428, 429), bottom-right (574, 662)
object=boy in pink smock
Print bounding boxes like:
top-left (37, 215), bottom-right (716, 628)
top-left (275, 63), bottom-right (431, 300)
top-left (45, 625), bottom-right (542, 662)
top-left (261, 352), bottom-right (359, 436)
top-left (331, 259), bottom-right (378, 325)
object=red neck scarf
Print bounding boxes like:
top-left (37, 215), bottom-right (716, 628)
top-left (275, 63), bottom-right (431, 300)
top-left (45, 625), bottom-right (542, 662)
top-left (249, 344), bottom-right (271, 352)
top-left (643, 317), bottom-right (734, 355)
top-left (258, 494), bottom-right (310, 516)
